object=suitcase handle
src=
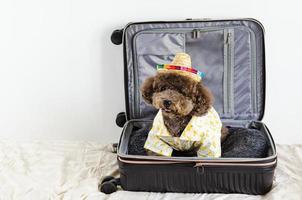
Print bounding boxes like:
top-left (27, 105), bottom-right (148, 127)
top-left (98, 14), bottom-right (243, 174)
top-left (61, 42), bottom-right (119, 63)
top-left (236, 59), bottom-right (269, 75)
top-left (186, 18), bottom-right (212, 21)
top-left (111, 29), bottom-right (123, 45)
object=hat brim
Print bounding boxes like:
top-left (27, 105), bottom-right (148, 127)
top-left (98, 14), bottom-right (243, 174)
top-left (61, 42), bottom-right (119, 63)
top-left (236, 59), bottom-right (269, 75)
top-left (156, 64), bottom-right (205, 81)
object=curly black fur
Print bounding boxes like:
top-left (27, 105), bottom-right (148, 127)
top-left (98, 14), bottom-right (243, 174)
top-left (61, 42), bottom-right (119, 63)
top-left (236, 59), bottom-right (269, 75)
top-left (128, 126), bottom-right (148, 156)
top-left (222, 127), bottom-right (268, 158)
top-left (141, 72), bottom-right (219, 138)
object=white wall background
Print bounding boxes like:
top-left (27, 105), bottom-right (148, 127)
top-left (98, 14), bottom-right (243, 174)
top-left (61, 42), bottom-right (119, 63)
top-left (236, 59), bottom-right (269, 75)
top-left (0, 0), bottom-right (301, 144)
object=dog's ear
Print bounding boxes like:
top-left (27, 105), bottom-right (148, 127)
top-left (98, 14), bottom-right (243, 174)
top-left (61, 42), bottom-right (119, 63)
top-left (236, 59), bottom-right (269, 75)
top-left (192, 82), bottom-right (213, 116)
top-left (140, 76), bottom-right (155, 104)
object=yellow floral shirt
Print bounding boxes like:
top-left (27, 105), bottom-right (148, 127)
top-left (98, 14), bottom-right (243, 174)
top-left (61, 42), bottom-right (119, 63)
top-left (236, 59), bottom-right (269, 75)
top-left (144, 107), bottom-right (222, 157)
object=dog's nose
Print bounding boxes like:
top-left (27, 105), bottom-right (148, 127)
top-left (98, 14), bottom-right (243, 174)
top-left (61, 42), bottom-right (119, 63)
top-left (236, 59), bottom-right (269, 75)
top-left (163, 99), bottom-right (172, 108)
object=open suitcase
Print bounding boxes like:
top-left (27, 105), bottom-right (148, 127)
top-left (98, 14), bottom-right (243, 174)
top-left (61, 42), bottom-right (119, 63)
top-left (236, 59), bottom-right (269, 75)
top-left (108, 18), bottom-right (277, 195)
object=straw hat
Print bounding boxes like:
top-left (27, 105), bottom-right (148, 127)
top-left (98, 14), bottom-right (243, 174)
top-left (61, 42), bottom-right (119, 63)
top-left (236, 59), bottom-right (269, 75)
top-left (156, 53), bottom-right (204, 82)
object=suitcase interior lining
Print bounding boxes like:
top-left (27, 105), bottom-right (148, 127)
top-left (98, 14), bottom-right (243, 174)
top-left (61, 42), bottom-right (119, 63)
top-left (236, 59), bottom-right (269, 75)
top-left (118, 120), bottom-right (276, 161)
top-left (119, 20), bottom-right (271, 161)
top-left (125, 20), bottom-right (264, 122)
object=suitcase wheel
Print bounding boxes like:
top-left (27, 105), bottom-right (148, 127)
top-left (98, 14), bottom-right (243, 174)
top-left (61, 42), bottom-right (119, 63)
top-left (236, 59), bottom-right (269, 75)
top-left (101, 175), bottom-right (115, 184)
top-left (100, 181), bottom-right (117, 194)
top-left (111, 29), bottom-right (123, 45)
top-left (116, 112), bottom-right (127, 127)
top-left (99, 177), bottom-right (120, 194)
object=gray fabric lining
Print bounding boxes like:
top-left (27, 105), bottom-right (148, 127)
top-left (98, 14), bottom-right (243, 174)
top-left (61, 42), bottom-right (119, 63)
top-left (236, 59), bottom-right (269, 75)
top-left (186, 29), bottom-right (225, 115)
top-left (124, 20), bottom-right (264, 122)
top-left (118, 119), bottom-right (276, 161)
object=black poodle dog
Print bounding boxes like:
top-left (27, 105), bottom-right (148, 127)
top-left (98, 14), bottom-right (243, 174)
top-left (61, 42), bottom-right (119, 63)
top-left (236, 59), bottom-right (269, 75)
top-left (141, 71), bottom-right (228, 139)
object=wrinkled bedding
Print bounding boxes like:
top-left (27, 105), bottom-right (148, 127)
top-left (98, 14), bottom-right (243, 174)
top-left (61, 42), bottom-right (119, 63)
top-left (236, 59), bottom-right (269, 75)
top-left (0, 140), bottom-right (301, 200)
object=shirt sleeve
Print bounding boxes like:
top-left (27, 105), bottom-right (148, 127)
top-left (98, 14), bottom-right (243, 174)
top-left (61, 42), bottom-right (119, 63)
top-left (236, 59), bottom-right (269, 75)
top-left (144, 133), bottom-right (173, 156)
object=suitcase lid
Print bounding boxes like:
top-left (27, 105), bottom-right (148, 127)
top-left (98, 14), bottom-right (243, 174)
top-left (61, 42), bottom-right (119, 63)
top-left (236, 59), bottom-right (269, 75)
top-left (116, 19), bottom-right (265, 122)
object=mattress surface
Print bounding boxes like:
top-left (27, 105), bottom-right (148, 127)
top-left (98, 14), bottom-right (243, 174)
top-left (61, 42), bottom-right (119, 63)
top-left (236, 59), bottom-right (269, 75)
top-left (0, 140), bottom-right (301, 199)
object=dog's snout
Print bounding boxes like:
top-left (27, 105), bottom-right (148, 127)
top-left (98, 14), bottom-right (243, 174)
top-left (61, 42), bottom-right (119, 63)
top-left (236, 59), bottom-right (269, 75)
top-left (163, 99), bottom-right (172, 108)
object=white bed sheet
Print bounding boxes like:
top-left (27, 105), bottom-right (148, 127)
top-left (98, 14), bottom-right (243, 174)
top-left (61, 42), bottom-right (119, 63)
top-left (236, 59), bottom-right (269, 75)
top-left (0, 140), bottom-right (301, 200)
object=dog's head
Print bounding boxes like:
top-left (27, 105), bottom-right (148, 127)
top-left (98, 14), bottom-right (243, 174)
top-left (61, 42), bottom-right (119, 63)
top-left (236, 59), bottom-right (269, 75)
top-left (141, 72), bottom-right (213, 117)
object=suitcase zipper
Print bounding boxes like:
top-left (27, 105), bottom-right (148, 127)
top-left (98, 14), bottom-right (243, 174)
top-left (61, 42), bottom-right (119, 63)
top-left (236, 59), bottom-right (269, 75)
top-left (250, 31), bottom-right (258, 114)
top-left (118, 157), bottom-right (184, 165)
top-left (194, 159), bottom-right (276, 167)
top-left (118, 156), bottom-right (277, 167)
top-left (224, 29), bottom-right (234, 116)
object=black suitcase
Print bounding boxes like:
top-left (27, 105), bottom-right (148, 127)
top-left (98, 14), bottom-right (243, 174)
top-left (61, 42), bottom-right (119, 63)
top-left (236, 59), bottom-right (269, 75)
top-left (110, 18), bottom-right (277, 195)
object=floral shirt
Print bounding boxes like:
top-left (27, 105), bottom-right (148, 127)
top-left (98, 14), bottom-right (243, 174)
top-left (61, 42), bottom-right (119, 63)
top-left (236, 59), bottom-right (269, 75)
top-left (144, 107), bottom-right (222, 157)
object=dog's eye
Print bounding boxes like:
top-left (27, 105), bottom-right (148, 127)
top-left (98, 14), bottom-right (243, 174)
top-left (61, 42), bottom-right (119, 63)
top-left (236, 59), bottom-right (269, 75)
top-left (161, 86), bottom-right (166, 91)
